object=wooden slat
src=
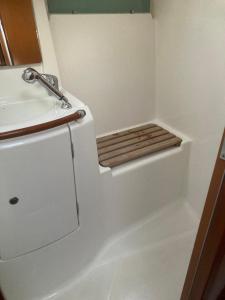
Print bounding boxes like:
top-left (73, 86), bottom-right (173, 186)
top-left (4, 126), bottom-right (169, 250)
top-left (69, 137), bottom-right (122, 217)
top-left (97, 126), bottom-right (162, 149)
top-left (97, 123), bottom-right (157, 143)
top-left (99, 133), bottom-right (174, 161)
top-left (100, 137), bottom-right (182, 168)
top-left (98, 129), bottom-right (168, 155)
top-left (97, 123), bottom-right (182, 168)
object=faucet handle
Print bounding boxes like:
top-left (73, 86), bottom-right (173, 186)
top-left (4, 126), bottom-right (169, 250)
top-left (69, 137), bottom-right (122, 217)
top-left (22, 68), bottom-right (72, 109)
top-left (22, 67), bottom-right (38, 83)
top-left (42, 74), bottom-right (59, 90)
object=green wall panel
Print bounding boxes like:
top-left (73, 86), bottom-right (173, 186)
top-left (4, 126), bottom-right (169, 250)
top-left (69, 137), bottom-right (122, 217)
top-left (47, 0), bottom-right (150, 14)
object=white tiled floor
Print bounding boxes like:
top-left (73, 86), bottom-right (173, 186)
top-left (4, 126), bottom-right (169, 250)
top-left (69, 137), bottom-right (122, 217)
top-left (54, 201), bottom-right (198, 300)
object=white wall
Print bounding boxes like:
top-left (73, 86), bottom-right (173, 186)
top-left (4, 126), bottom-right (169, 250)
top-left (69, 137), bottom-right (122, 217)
top-left (50, 14), bottom-right (155, 135)
top-left (49, 7), bottom-right (225, 216)
top-left (0, 0), bottom-right (59, 99)
top-left (152, 0), bottom-right (225, 216)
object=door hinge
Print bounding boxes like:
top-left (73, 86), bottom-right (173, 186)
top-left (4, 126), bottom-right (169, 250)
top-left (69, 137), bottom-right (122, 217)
top-left (71, 142), bottom-right (74, 158)
top-left (220, 137), bottom-right (225, 161)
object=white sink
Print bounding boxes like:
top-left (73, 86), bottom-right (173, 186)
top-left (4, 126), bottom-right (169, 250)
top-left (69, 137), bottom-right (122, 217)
top-left (0, 91), bottom-right (86, 133)
top-left (0, 97), bottom-right (56, 126)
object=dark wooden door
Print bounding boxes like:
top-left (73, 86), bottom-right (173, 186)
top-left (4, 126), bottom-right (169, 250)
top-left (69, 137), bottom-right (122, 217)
top-left (0, 290), bottom-right (4, 300)
top-left (0, 44), bottom-right (6, 66)
top-left (181, 129), bottom-right (225, 300)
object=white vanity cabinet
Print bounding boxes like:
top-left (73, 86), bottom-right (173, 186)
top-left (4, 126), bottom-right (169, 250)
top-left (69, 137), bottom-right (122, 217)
top-left (0, 126), bottom-right (79, 260)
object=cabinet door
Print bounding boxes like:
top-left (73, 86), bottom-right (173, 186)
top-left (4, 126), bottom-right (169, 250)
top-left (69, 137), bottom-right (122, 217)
top-left (0, 126), bottom-right (78, 260)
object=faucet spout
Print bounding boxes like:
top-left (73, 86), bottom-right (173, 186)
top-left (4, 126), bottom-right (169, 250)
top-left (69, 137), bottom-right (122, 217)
top-left (22, 68), bottom-right (72, 109)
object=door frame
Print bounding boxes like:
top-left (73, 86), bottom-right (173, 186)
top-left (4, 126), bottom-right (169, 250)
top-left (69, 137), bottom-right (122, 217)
top-left (181, 129), bottom-right (225, 299)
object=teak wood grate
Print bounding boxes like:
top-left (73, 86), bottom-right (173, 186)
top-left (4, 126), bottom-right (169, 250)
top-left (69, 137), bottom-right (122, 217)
top-left (97, 123), bottom-right (182, 168)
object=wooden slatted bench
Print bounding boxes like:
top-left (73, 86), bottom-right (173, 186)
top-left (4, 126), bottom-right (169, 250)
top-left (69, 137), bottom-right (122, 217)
top-left (97, 123), bottom-right (182, 168)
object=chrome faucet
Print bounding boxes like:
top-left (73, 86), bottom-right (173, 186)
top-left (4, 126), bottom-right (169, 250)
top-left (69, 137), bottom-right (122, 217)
top-left (22, 68), bottom-right (72, 109)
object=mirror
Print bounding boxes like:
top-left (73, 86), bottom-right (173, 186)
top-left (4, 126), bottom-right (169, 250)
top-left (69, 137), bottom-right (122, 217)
top-left (0, 0), bottom-right (42, 67)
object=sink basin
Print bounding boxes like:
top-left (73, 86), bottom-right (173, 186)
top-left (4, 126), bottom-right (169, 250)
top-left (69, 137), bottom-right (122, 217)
top-left (0, 97), bottom-right (57, 126)
top-left (0, 91), bottom-right (86, 135)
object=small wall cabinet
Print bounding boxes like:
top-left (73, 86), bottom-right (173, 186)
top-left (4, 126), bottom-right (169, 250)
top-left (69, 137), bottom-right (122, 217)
top-left (47, 0), bottom-right (150, 14)
top-left (0, 0), bottom-right (42, 66)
